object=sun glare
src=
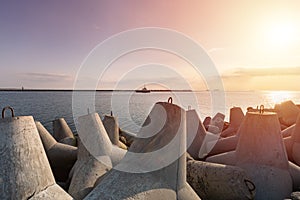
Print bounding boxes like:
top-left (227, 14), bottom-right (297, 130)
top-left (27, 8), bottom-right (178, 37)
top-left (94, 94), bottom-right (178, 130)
top-left (263, 19), bottom-right (298, 48)
top-left (269, 22), bottom-right (295, 45)
top-left (267, 91), bottom-right (293, 105)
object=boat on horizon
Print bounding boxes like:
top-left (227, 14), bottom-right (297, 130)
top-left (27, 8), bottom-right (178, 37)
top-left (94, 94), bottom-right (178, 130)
top-left (135, 85), bottom-right (151, 93)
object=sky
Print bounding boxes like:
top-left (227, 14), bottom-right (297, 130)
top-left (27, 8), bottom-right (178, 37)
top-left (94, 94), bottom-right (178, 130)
top-left (1, 0), bottom-right (300, 91)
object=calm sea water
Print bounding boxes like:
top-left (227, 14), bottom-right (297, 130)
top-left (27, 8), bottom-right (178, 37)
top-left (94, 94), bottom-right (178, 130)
top-left (1, 91), bottom-right (300, 134)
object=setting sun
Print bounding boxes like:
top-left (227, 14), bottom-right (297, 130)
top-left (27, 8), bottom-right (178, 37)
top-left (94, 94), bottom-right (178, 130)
top-left (263, 17), bottom-right (298, 48)
top-left (269, 22), bottom-right (296, 46)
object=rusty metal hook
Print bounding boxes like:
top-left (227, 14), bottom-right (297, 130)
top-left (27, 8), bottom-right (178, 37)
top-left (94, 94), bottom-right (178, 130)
top-left (259, 105), bottom-right (264, 114)
top-left (2, 106), bottom-right (15, 118)
top-left (167, 97), bottom-right (173, 104)
top-left (244, 179), bottom-right (256, 196)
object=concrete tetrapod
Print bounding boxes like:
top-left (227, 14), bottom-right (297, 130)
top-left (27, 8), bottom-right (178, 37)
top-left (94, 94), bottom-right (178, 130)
top-left (53, 118), bottom-right (76, 146)
top-left (68, 139), bottom-right (112, 200)
top-left (0, 115), bottom-right (72, 199)
top-left (119, 128), bottom-right (136, 146)
top-left (275, 100), bottom-right (300, 127)
top-left (277, 124), bottom-right (297, 162)
top-left (291, 115), bottom-right (300, 166)
top-left (36, 121), bottom-right (77, 183)
top-left (186, 109), bottom-right (206, 159)
top-left (206, 111), bottom-right (293, 200)
top-left (198, 112), bottom-right (226, 159)
top-left (186, 155), bottom-right (255, 200)
top-left (209, 112), bottom-right (225, 133)
top-left (68, 113), bottom-right (126, 199)
top-left (84, 102), bottom-right (200, 200)
top-left (206, 135), bottom-right (238, 157)
top-left (102, 115), bottom-right (128, 150)
top-left (284, 136), bottom-right (294, 162)
top-left (206, 107), bottom-right (244, 157)
top-left (282, 124), bottom-right (296, 138)
top-left (184, 109), bottom-right (225, 159)
top-left (221, 107), bottom-right (244, 137)
top-left (75, 113), bottom-right (126, 167)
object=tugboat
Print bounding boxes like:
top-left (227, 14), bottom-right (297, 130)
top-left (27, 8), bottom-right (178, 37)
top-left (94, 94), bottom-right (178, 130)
top-left (135, 85), bottom-right (151, 93)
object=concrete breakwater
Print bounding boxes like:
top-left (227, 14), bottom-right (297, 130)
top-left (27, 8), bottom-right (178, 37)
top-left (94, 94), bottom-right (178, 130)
top-left (0, 99), bottom-right (300, 199)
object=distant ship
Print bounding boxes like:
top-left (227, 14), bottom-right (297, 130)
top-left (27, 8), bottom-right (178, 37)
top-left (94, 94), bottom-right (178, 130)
top-left (135, 85), bottom-right (151, 93)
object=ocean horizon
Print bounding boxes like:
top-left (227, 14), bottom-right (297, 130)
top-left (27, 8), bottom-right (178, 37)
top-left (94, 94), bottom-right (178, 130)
top-left (1, 90), bottom-right (299, 135)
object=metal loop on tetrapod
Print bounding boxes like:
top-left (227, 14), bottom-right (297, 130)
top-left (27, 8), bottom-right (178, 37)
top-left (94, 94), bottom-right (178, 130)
top-left (2, 106), bottom-right (15, 118)
top-left (244, 179), bottom-right (256, 195)
top-left (167, 97), bottom-right (173, 104)
top-left (259, 105), bottom-right (264, 114)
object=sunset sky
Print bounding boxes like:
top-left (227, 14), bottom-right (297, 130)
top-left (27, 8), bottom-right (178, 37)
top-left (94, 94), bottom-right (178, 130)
top-left (1, 0), bottom-right (300, 91)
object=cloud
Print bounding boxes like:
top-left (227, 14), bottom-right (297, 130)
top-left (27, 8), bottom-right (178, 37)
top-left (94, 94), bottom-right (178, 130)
top-left (222, 66), bottom-right (300, 78)
top-left (19, 72), bottom-right (72, 82)
top-left (220, 66), bottom-right (300, 91)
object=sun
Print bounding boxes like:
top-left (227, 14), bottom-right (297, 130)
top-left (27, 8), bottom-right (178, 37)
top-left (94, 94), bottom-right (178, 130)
top-left (263, 18), bottom-right (298, 48)
top-left (268, 22), bottom-right (295, 46)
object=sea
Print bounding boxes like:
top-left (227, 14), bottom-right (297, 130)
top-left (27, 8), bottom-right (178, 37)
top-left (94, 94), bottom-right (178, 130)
top-left (1, 91), bottom-right (300, 134)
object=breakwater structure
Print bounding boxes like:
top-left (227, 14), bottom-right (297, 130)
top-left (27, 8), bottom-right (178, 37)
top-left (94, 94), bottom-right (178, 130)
top-left (1, 99), bottom-right (300, 199)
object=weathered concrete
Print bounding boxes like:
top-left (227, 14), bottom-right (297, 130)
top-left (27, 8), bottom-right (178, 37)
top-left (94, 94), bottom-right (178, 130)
top-left (198, 132), bottom-right (219, 159)
top-left (210, 112), bottom-right (225, 133)
top-left (221, 107), bottom-right (244, 137)
top-left (85, 102), bottom-right (200, 200)
top-left (68, 112), bottom-right (128, 199)
top-left (187, 159), bottom-right (255, 200)
top-left (284, 136), bottom-right (294, 161)
top-left (29, 184), bottom-right (73, 200)
top-left (206, 150), bottom-right (237, 165)
top-left (77, 113), bottom-right (126, 167)
top-left (53, 118), bottom-right (76, 146)
top-left (289, 161), bottom-right (300, 190)
top-left (290, 115), bottom-right (300, 167)
top-left (102, 115), bottom-right (119, 145)
top-left (36, 121), bottom-right (77, 182)
top-left (235, 112), bottom-right (288, 168)
top-left (119, 128), bottom-right (136, 146)
top-left (102, 115), bottom-right (127, 150)
top-left (0, 116), bottom-right (72, 199)
top-left (84, 169), bottom-right (177, 200)
top-left (186, 109), bottom-right (206, 159)
top-left (237, 111), bottom-right (292, 200)
top-left (206, 111), bottom-right (293, 200)
top-left (275, 100), bottom-right (300, 127)
top-left (207, 135), bottom-right (238, 157)
top-left (206, 125), bottom-right (220, 134)
top-left (291, 192), bottom-right (300, 200)
top-left (187, 109), bottom-right (238, 159)
top-left (196, 113), bottom-right (225, 158)
top-left (203, 116), bottom-right (211, 130)
top-left (283, 124), bottom-right (296, 138)
top-left (68, 139), bottom-right (112, 200)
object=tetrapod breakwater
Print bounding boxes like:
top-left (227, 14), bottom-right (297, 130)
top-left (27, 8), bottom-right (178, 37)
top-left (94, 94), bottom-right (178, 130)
top-left (1, 99), bottom-right (300, 200)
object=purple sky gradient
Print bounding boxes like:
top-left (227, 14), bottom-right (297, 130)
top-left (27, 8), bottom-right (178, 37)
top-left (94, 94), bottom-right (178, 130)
top-left (1, 1), bottom-right (300, 90)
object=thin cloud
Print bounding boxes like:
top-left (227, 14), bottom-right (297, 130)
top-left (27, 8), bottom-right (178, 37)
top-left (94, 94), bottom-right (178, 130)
top-left (19, 72), bottom-right (72, 82)
top-left (222, 66), bottom-right (300, 78)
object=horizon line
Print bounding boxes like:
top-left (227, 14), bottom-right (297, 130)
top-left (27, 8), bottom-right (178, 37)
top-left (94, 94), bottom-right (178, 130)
top-left (0, 88), bottom-right (299, 92)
